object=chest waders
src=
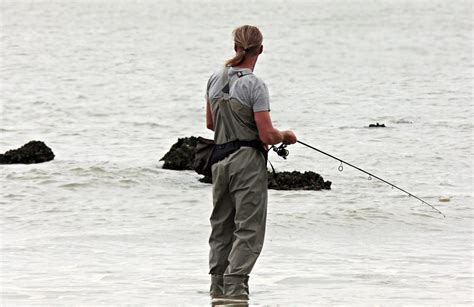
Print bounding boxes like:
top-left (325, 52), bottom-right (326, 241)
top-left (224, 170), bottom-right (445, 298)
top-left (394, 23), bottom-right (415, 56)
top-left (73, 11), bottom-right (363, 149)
top-left (208, 67), bottom-right (268, 300)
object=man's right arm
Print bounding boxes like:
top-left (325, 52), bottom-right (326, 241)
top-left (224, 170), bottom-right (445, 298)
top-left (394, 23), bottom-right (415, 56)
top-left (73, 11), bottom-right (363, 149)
top-left (254, 111), bottom-right (296, 145)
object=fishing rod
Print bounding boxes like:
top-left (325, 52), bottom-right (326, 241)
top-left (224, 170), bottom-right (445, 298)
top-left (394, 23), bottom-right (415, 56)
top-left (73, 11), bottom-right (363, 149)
top-left (273, 140), bottom-right (445, 218)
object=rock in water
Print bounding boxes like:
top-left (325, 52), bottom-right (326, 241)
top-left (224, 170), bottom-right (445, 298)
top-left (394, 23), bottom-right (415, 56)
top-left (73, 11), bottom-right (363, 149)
top-left (268, 171), bottom-right (331, 190)
top-left (160, 137), bottom-right (198, 170)
top-left (0, 141), bottom-right (55, 164)
top-left (161, 137), bottom-right (332, 191)
top-left (201, 171), bottom-right (331, 191)
top-left (369, 122), bottom-right (386, 128)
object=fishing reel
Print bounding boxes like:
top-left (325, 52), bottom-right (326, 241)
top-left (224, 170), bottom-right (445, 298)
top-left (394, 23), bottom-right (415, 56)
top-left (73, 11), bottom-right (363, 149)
top-left (273, 144), bottom-right (289, 159)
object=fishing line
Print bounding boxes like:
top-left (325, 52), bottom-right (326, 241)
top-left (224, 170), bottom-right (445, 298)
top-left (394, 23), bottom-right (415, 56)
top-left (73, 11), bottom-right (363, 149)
top-left (278, 140), bottom-right (445, 218)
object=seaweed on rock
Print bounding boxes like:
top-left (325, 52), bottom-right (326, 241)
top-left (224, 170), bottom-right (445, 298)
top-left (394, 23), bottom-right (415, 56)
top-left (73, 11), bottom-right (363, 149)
top-left (160, 137), bottom-right (198, 170)
top-left (268, 171), bottom-right (331, 190)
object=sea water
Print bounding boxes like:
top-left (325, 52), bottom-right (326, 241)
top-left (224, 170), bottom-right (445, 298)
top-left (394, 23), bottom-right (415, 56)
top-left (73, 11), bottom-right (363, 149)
top-left (1, 0), bottom-right (472, 305)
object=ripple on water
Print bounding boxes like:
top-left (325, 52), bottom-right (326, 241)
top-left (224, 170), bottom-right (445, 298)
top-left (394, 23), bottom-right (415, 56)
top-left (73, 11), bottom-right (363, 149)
top-left (276, 276), bottom-right (329, 285)
top-left (390, 118), bottom-right (414, 124)
top-left (58, 182), bottom-right (92, 189)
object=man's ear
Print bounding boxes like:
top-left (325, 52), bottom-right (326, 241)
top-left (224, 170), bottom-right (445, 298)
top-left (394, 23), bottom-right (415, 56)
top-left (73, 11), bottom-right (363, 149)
top-left (259, 45), bottom-right (263, 55)
top-left (234, 44), bottom-right (238, 52)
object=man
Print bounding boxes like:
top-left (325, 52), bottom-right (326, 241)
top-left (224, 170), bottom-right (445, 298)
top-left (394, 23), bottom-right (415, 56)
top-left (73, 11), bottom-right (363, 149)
top-left (205, 25), bottom-right (297, 302)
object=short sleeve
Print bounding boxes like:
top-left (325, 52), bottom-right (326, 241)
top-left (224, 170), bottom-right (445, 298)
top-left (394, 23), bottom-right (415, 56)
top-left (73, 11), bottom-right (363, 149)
top-left (251, 81), bottom-right (270, 112)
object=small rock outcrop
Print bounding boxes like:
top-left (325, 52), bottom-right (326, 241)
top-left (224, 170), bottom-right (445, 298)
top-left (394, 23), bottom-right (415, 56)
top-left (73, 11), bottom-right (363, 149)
top-left (161, 137), bottom-right (331, 190)
top-left (268, 171), bottom-right (331, 190)
top-left (0, 141), bottom-right (55, 164)
top-left (199, 171), bottom-right (331, 190)
top-left (369, 123), bottom-right (386, 128)
top-left (160, 137), bottom-right (198, 170)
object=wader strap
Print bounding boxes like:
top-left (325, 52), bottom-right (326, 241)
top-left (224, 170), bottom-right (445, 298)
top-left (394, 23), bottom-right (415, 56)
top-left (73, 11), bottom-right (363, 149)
top-left (221, 68), bottom-right (251, 95)
top-left (211, 140), bottom-right (267, 165)
top-left (221, 67), bottom-right (230, 95)
top-left (236, 70), bottom-right (252, 78)
top-left (237, 140), bottom-right (267, 160)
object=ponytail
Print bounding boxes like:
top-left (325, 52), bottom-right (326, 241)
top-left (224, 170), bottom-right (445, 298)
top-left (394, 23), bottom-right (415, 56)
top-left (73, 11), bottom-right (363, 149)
top-left (225, 25), bottom-right (263, 67)
top-left (225, 49), bottom-right (246, 67)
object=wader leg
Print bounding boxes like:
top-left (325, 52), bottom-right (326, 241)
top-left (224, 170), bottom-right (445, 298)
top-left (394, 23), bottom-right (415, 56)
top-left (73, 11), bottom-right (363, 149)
top-left (224, 150), bottom-right (267, 297)
top-left (209, 164), bottom-right (235, 276)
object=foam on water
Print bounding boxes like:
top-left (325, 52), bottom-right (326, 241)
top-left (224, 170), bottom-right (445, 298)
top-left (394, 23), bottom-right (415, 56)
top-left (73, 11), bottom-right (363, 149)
top-left (1, 0), bottom-right (472, 305)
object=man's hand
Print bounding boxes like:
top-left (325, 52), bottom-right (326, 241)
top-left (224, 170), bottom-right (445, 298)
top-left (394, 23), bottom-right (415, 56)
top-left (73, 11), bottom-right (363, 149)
top-left (282, 130), bottom-right (297, 145)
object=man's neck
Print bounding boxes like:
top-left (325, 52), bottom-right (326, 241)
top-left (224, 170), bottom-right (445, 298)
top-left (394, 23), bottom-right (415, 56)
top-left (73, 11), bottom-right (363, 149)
top-left (233, 57), bottom-right (258, 71)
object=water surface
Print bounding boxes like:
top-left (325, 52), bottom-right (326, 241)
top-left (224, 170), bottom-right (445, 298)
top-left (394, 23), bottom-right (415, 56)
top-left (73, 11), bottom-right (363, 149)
top-left (1, 0), bottom-right (472, 305)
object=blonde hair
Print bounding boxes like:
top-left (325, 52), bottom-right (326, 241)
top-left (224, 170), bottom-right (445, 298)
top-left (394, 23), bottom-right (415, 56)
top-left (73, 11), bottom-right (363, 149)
top-left (225, 25), bottom-right (263, 67)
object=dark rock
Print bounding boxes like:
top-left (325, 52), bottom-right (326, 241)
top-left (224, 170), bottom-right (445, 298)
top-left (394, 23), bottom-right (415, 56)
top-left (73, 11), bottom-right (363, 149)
top-left (199, 171), bottom-right (331, 190)
top-left (268, 171), bottom-right (331, 190)
top-left (0, 141), bottom-right (55, 164)
top-left (369, 122), bottom-right (386, 128)
top-left (161, 137), bottom-right (331, 191)
top-left (160, 136), bottom-right (198, 170)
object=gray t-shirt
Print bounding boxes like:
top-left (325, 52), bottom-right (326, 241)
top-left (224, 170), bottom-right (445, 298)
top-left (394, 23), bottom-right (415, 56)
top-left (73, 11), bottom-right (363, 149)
top-left (205, 67), bottom-right (270, 112)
